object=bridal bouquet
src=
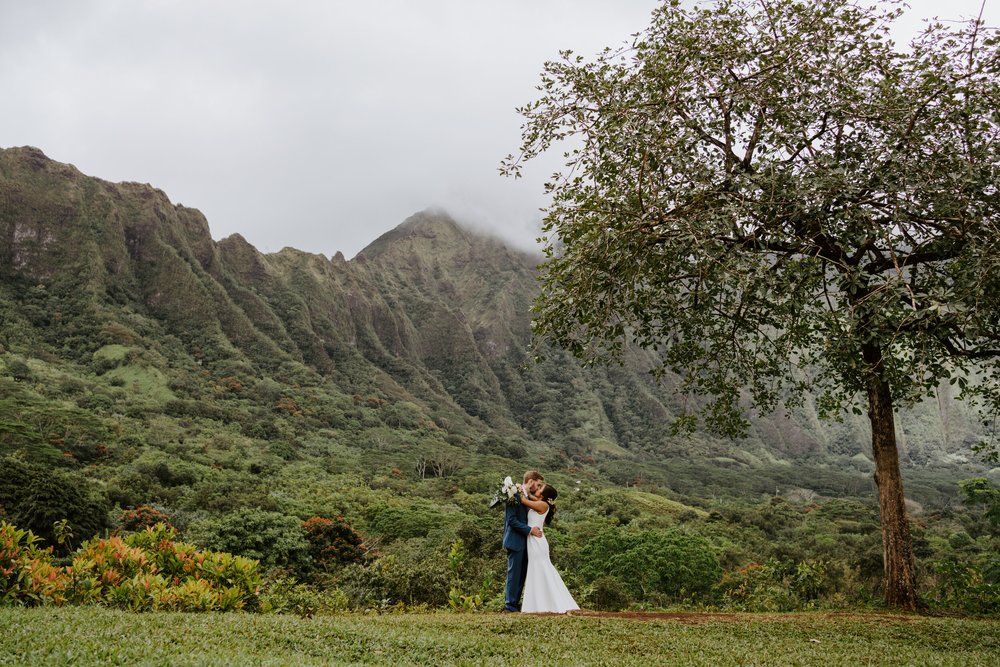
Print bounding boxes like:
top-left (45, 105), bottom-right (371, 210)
top-left (488, 476), bottom-right (522, 508)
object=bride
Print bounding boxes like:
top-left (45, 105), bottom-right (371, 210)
top-left (519, 484), bottom-right (579, 614)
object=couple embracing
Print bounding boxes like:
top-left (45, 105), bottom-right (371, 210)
top-left (502, 470), bottom-right (579, 614)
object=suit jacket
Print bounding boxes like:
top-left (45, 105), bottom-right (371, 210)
top-left (503, 501), bottom-right (531, 552)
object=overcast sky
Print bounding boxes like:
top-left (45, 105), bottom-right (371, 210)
top-left (1, 1), bottom-right (995, 259)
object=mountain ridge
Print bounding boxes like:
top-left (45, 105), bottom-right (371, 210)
top-left (0, 145), bottom-right (988, 474)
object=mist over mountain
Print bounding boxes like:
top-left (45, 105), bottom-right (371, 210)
top-left (0, 146), bottom-right (988, 493)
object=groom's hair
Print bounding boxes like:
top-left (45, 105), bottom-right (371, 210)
top-left (523, 470), bottom-right (544, 484)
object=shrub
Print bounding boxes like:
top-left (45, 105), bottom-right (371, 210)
top-left (0, 457), bottom-right (110, 554)
top-left (5, 359), bottom-right (32, 382)
top-left (259, 577), bottom-right (350, 617)
top-left (579, 528), bottom-right (722, 601)
top-left (67, 523), bottom-right (261, 611)
top-left (142, 460), bottom-right (198, 488)
top-left (338, 553), bottom-right (452, 608)
top-left (190, 508), bottom-right (311, 575)
top-left (447, 587), bottom-right (483, 612)
top-left (303, 516), bottom-right (367, 569)
top-left (369, 506), bottom-right (440, 541)
top-left (718, 560), bottom-right (799, 611)
top-left (960, 478), bottom-right (1000, 530)
top-left (118, 506), bottom-right (174, 534)
top-left (791, 560), bottom-right (836, 602)
top-left (0, 521), bottom-right (67, 606)
top-left (586, 577), bottom-right (631, 611)
top-left (66, 533), bottom-right (157, 609)
top-left (476, 435), bottom-right (527, 460)
top-left (380, 402), bottom-right (424, 429)
top-left (1, 521), bottom-right (261, 611)
top-left (929, 557), bottom-right (1000, 614)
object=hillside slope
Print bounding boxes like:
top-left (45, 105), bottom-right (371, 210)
top-left (0, 145), bottom-right (986, 473)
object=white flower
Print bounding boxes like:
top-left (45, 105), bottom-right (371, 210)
top-left (490, 474), bottom-right (524, 509)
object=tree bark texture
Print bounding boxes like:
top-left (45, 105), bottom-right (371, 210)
top-left (863, 343), bottom-right (920, 610)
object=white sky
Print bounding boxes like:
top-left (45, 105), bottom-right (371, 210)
top-left (1, 1), bottom-right (995, 258)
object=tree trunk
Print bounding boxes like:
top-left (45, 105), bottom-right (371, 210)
top-left (863, 343), bottom-right (920, 610)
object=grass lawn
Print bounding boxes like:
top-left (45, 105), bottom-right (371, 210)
top-left (1, 607), bottom-right (997, 666)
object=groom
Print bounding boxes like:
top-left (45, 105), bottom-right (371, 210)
top-left (503, 470), bottom-right (544, 612)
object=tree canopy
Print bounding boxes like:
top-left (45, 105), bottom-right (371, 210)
top-left (506, 0), bottom-right (1000, 608)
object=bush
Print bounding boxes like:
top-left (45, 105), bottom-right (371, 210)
top-left (716, 559), bottom-right (849, 611)
top-left (139, 460), bottom-right (198, 488)
top-left (338, 553), bottom-right (452, 608)
top-left (118, 506), bottom-right (174, 534)
top-left (0, 458), bottom-right (110, 554)
top-left (0, 522), bottom-right (261, 611)
top-left (790, 560), bottom-right (836, 601)
top-left (476, 435), bottom-right (527, 460)
top-left (190, 508), bottom-right (311, 576)
top-left (929, 557), bottom-right (1000, 614)
top-left (259, 577), bottom-right (350, 617)
top-left (0, 521), bottom-right (67, 606)
top-left (718, 561), bottom-right (797, 611)
top-left (579, 528), bottom-right (722, 601)
top-left (303, 516), bottom-right (367, 570)
top-left (67, 523), bottom-right (261, 611)
top-left (5, 359), bottom-right (32, 382)
top-left (368, 505), bottom-right (441, 541)
top-left (586, 577), bottom-right (631, 611)
top-left (960, 478), bottom-right (1000, 530)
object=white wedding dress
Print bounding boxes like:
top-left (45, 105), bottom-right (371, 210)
top-left (521, 508), bottom-right (579, 613)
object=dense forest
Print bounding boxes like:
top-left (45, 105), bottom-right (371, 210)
top-left (1, 146), bottom-right (998, 613)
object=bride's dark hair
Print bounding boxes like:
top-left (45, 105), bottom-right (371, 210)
top-left (539, 484), bottom-right (558, 526)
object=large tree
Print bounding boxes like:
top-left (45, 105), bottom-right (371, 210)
top-left (505, 0), bottom-right (1000, 609)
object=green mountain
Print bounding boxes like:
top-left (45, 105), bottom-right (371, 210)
top-left (0, 145), bottom-right (990, 498)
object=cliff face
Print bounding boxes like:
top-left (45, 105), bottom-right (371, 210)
top-left (0, 146), bottom-right (982, 465)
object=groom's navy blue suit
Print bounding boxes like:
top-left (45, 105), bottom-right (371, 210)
top-left (503, 500), bottom-right (532, 611)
